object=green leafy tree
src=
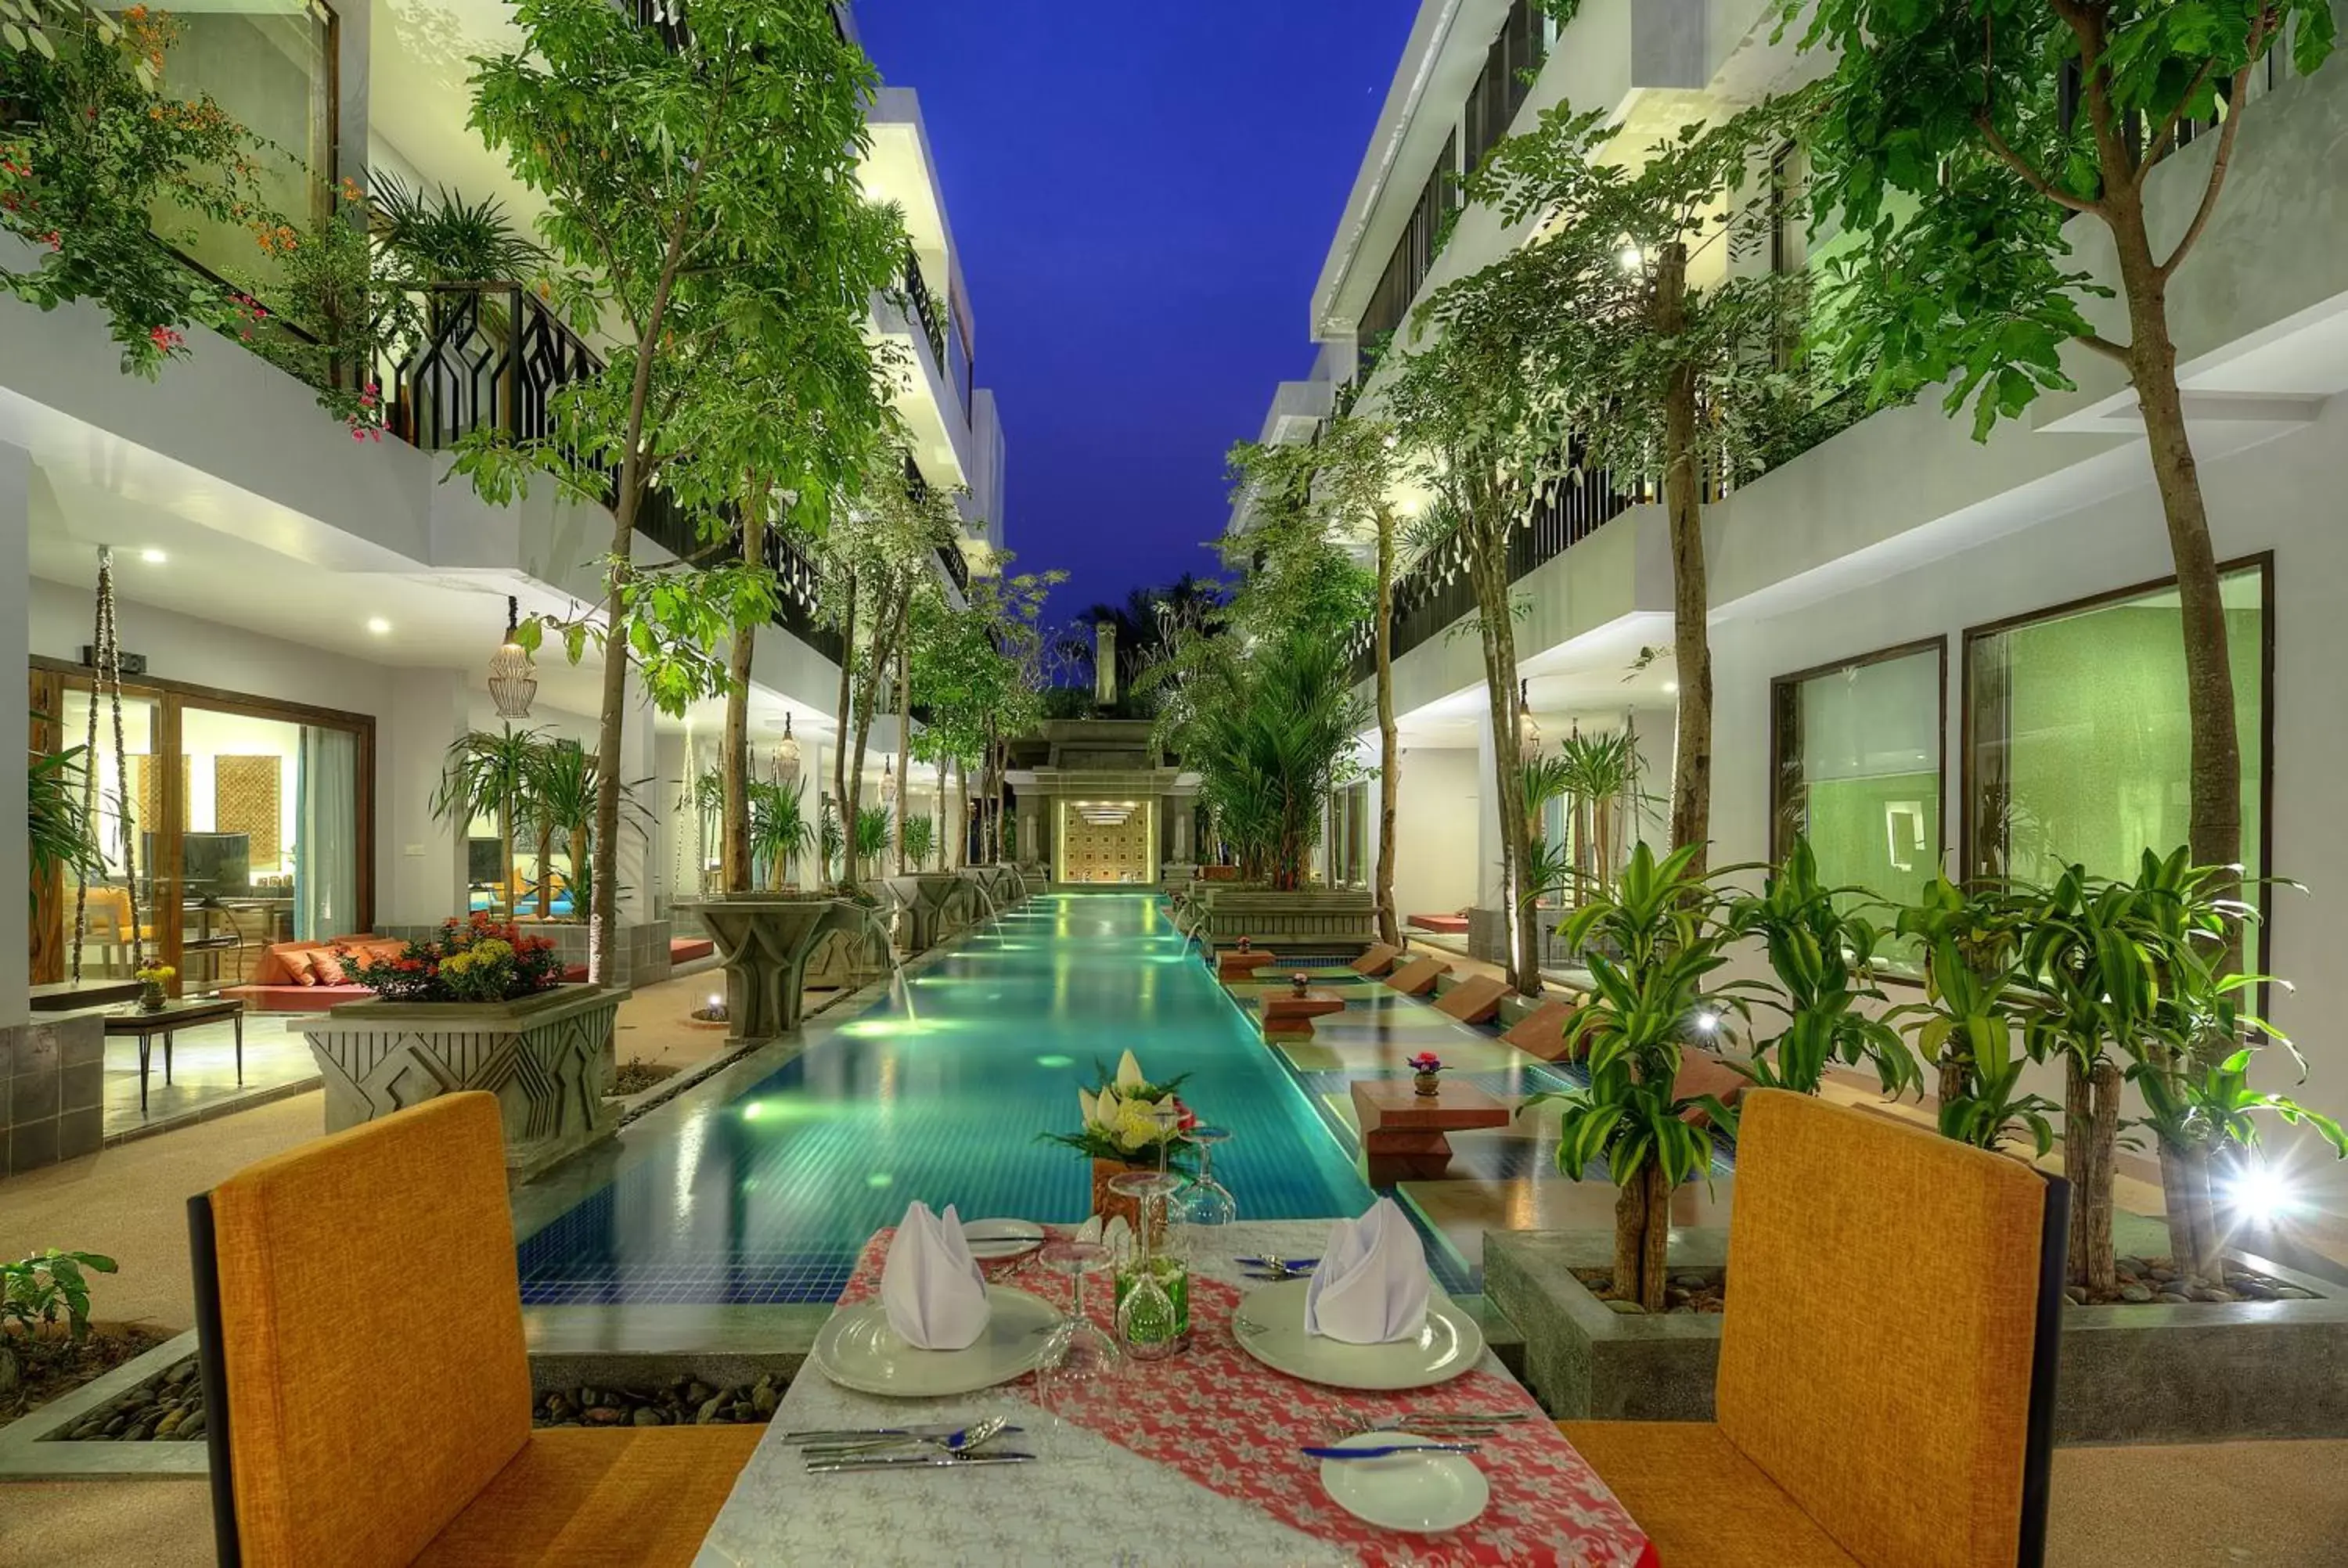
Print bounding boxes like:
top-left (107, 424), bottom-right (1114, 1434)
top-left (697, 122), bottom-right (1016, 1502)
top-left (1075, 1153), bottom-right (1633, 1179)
top-left (459, 0), bottom-right (884, 976)
top-left (1465, 97), bottom-right (1823, 869)
top-left (0, 5), bottom-right (260, 374)
top-left (1222, 417), bottom-right (1409, 938)
top-left (1180, 630), bottom-right (1368, 891)
top-left (908, 562), bottom-right (1063, 869)
top-left (810, 456), bottom-right (960, 889)
top-left (1787, 0), bottom-right (2333, 922)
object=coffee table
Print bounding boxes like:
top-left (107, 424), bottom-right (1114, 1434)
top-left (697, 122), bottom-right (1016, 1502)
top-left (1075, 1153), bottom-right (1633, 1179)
top-left (103, 998), bottom-right (244, 1115)
top-left (1350, 1076), bottom-right (1512, 1183)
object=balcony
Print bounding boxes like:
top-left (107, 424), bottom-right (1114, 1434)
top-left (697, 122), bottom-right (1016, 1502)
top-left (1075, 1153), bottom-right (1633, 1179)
top-left (375, 279), bottom-right (843, 664)
top-left (904, 453), bottom-right (971, 595)
top-left (901, 245), bottom-right (948, 374)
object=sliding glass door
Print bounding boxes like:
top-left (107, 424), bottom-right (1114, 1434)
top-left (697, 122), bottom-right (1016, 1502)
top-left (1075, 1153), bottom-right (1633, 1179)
top-left (30, 664), bottom-right (372, 997)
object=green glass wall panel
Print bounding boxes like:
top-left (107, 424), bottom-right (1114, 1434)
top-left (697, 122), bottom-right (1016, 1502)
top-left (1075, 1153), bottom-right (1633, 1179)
top-left (1968, 566), bottom-right (2265, 890)
top-left (1772, 643), bottom-right (1945, 930)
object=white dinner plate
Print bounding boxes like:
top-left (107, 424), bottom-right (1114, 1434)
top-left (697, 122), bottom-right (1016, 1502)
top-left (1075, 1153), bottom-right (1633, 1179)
top-left (960, 1217), bottom-right (1046, 1261)
top-left (1319, 1432), bottom-right (1490, 1533)
top-left (810, 1286), bottom-right (1060, 1397)
top-left (1232, 1277), bottom-right (1484, 1390)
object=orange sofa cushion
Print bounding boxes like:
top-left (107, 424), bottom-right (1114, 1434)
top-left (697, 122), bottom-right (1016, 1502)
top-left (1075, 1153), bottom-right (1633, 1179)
top-left (1559, 1420), bottom-right (1860, 1568)
top-left (1716, 1091), bottom-right (2047, 1568)
top-left (212, 1093), bottom-right (531, 1568)
top-left (413, 1425), bottom-right (764, 1567)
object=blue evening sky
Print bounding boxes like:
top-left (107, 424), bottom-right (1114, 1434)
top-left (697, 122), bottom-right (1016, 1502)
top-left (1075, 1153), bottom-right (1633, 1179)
top-left (854, 2), bottom-right (1421, 618)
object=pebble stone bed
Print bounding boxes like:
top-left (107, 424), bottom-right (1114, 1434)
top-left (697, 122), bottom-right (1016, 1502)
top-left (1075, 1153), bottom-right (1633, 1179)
top-left (2073, 1255), bottom-right (2321, 1307)
top-left (49, 1356), bottom-right (206, 1443)
top-left (45, 1361), bottom-right (785, 1442)
top-left (535, 1374), bottom-right (781, 1428)
top-left (1573, 1268), bottom-right (1727, 1315)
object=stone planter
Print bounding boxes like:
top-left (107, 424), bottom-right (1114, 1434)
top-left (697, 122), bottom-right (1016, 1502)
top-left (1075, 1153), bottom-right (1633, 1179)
top-left (1192, 888), bottom-right (1377, 955)
top-left (1486, 1228), bottom-right (2348, 1442)
top-left (298, 984), bottom-right (624, 1180)
top-left (888, 874), bottom-right (978, 955)
top-left (681, 896), bottom-right (870, 1042)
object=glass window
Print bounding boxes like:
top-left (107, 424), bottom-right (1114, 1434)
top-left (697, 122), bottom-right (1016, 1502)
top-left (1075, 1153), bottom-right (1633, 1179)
top-left (1772, 640), bottom-right (1945, 918)
top-left (139, 0), bottom-right (337, 284)
top-left (1966, 563), bottom-right (2267, 889)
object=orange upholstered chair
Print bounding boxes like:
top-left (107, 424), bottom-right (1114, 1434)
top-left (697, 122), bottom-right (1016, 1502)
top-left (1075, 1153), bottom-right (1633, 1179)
top-left (187, 1093), bottom-right (761, 1567)
top-left (1561, 1091), bottom-right (2066, 1568)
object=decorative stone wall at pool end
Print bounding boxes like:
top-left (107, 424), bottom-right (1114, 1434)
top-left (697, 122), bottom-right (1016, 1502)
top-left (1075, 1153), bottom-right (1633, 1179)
top-left (1193, 890), bottom-right (1378, 955)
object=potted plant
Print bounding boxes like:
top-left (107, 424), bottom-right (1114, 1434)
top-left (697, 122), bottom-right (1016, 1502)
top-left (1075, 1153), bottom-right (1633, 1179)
top-left (1520, 843), bottom-right (1763, 1311)
top-left (132, 961), bottom-right (173, 1012)
top-left (1409, 1052), bottom-right (1444, 1097)
top-left (1040, 1051), bottom-right (1194, 1228)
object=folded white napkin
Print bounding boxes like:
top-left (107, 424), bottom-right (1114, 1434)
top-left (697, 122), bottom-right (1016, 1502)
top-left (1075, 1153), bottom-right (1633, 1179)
top-left (881, 1202), bottom-right (992, 1350)
top-left (1303, 1198), bottom-right (1432, 1343)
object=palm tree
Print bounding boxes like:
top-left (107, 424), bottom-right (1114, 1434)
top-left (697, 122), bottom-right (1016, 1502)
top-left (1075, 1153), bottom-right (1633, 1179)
top-left (1186, 630), bottom-right (1367, 890)
top-left (430, 726), bottom-right (543, 916)
top-left (747, 777), bottom-right (811, 891)
top-left (526, 739), bottom-right (598, 918)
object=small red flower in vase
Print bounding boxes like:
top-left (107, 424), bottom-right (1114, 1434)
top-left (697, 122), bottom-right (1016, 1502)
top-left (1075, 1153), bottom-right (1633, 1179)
top-left (1408, 1052), bottom-right (1445, 1097)
top-left (1236, 936), bottom-right (1251, 955)
top-left (1291, 972), bottom-right (1310, 996)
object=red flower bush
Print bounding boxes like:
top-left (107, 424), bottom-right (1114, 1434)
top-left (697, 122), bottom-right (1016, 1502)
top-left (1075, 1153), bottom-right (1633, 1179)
top-left (339, 914), bottom-right (565, 1003)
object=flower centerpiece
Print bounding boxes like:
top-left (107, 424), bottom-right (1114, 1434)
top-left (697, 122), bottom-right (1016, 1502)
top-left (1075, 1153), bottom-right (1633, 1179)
top-left (132, 961), bottom-right (174, 1012)
top-left (337, 913), bottom-right (564, 1003)
top-left (1409, 1052), bottom-right (1445, 1097)
top-left (1291, 971), bottom-right (1311, 996)
top-left (1041, 1050), bottom-right (1196, 1225)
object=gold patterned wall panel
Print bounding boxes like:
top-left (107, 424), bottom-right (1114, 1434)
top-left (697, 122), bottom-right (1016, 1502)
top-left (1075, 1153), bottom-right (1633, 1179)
top-left (214, 755), bottom-right (284, 863)
top-left (128, 754), bottom-right (189, 833)
top-left (1061, 806), bottom-right (1150, 883)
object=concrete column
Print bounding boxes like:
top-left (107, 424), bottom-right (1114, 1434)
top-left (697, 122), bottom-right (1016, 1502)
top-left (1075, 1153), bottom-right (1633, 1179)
top-left (2, 442), bottom-right (29, 1027)
top-left (1172, 797), bottom-right (1194, 863)
top-left (380, 668), bottom-right (470, 929)
top-left (1475, 703), bottom-right (1506, 909)
top-left (654, 730), bottom-right (688, 908)
top-left (614, 672), bottom-right (659, 925)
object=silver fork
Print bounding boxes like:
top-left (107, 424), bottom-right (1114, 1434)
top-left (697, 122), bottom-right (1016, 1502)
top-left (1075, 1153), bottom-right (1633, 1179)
top-left (800, 1415), bottom-right (1013, 1462)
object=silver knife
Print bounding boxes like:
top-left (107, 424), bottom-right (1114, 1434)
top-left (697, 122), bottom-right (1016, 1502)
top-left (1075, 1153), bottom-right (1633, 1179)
top-left (806, 1450), bottom-right (1037, 1474)
top-left (783, 1424), bottom-right (1022, 1444)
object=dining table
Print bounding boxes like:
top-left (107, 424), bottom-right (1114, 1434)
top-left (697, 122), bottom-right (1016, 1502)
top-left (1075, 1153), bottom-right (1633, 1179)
top-left (693, 1217), bottom-right (1658, 1568)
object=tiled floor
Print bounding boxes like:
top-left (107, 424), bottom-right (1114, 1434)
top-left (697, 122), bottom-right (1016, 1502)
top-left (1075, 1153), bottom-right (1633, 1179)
top-left (101, 1015), bottom-right (319, 1142)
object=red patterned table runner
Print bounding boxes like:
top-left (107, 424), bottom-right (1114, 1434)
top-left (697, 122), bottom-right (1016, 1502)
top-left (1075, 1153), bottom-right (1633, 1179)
top-left (838, 1230), bottom-right (1658, 1568)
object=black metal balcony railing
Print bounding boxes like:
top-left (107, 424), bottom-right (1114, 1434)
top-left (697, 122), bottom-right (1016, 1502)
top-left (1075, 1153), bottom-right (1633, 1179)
top-left (1343, 446), bottom-right (1639, 682)
top-left (375, 279), bottom-right (844, 665)
top-left (900, 244), bottom-right (948, 371)
top-left (901, 454), bottom-right (971, 596)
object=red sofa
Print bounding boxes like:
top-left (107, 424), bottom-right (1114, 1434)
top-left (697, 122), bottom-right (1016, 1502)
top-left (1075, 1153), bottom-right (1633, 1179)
top-left (219, 937), bottom-right (399, 1013)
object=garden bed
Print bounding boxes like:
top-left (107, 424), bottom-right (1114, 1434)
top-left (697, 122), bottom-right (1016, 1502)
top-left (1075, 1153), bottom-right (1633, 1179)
top-left (2, 1327), bottom-right (175, 1433)
top-left (608, 1058), bottom-right (681, 1098)
top-left (1490, 1228), bottom-right (2348, 1442)
top-left (535, 1374), bottom-right (780, 1429)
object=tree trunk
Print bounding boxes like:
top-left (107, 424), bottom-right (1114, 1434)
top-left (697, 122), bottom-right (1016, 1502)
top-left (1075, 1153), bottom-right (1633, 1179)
top-left (535, 817), bottom-right (552, 919)
top-left (721, 512), bottom-right (760, 896)
top-left (1374, 504), bottom-right (1402, 949)
top-left (1639, 1163), bottom-right (1670, 1314)
top-left (953, 757), bottom-right (967, 869)
top-left (1611, 1176), bottom-right (1645, 1302)
top-left (1464, 503), bottom-right (1539, 995)
top-left (2112, 192), bottom-right (2242, 1261)
top-left (832, 570), bottom-right (856, 893)
top-left (894, 602), bottom-right (910, 877)
top-left (935, 755), bottom-right (948, 873)
top-left (1657, 242), bottom-right (1713, 868)
top-left (497, 802), bottom-right (516, 922)
top-left (2065, 1055), bottom-right (2120, 1295)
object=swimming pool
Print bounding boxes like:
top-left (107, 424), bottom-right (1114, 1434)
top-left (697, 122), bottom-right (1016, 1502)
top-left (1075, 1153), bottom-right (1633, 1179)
top-left (516, 894), bottom-right (1377, 1305)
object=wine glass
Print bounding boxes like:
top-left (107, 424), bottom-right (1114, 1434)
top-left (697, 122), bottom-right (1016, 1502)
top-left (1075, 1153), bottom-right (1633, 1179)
top-left (1176, 1125), bottom-right (1237, 1253)
top-left (1107, 1169), bottom-right (1189, 1359)
top-left (1034, 1239), bottom-right (1119, 1409)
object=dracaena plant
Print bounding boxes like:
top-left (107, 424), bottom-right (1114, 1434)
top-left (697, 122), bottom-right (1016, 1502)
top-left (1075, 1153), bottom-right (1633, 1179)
top-left (1893, 937), bottom-right (2061, 1160)
top-left (1729, 836), bottom-right (1923, 1098)
top-left (1521, 842), bottom-right (1765, 1311)
top-left (2121, 849), bottom-right (2346, 1280)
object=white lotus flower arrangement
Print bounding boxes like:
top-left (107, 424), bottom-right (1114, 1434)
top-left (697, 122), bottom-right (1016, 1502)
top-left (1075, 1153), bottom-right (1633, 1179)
top-left (1043, 1049), bottom-right (1197, 1166)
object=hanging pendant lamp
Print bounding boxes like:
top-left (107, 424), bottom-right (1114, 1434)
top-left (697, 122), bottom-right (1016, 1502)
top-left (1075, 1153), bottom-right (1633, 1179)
top-left (488, 595), bottom-right (538, 719)
top-left (775, 713), bottom-right (801, 786)
top-left (880, 754), bottom-right (899, 804)
top-left (1517, 678), bottom-right (1543, 760)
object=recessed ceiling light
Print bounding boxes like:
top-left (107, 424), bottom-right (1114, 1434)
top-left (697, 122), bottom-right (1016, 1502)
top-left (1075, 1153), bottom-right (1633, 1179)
top-left (140, 548), bottom-right (167, 564)
top-left (366, 617), bottom-right (392, 635)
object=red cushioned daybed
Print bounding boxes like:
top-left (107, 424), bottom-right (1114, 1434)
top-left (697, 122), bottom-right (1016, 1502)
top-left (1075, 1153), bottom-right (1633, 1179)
top-left (1407, 912), bottom-right (1471, 935)
top-left (219, 937), bottom-right (398, 1013)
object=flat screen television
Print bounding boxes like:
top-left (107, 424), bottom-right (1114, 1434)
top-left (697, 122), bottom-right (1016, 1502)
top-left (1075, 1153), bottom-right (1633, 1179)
top-left (468, 838), bottom-right (505, 884)
top-left (142, 831), bottom-right (251, 898)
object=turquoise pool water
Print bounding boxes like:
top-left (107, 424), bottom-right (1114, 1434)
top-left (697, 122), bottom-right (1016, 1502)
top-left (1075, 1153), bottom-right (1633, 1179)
top-left (517, 894), bottom-right (1377, 1304)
